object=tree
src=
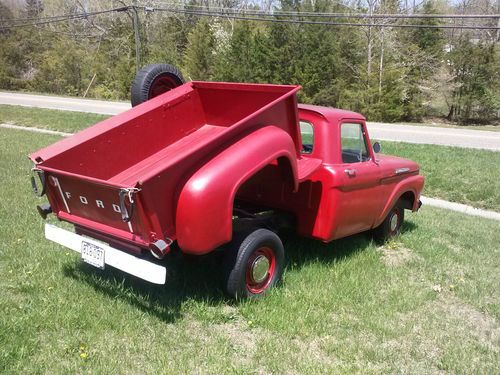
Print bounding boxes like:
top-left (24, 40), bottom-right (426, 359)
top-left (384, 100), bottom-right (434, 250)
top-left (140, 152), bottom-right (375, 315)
top-left (214, 21), bottom-right (256, 82)
top-left (31, 38), bottom-right (87, 95)
top-left (0, 3), bottom-right (15, 88)
top-left (397, 1), bottom-right (446, 120)
top-left (184, 18), bottom-right (216, 80)
top-left (448, 39), bottom-right (499, 123)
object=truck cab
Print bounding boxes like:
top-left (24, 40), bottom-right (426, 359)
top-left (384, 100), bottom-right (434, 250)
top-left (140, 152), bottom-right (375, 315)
top-left (294, 104), bottom-right (423, 241)
top-left (234, 104), bottom-right (423, 248)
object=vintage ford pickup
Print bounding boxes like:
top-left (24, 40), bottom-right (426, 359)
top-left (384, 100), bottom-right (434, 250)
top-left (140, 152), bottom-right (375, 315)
top-left (30, 64), bottom-right (424, 298)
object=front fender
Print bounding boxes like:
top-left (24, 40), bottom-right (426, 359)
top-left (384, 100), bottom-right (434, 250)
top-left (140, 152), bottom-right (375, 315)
top-left (176, 126), bottom-right (298, 254)
top-left (375, 174), bottom-right (425, 227)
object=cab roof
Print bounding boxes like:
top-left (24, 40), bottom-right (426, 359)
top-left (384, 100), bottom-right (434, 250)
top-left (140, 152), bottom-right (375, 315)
top-left (298, 104), bottom-right (366, 123)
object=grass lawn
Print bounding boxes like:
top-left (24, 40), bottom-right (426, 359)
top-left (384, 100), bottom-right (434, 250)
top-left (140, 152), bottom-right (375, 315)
top-left (0, 104), bottom-right (109, 133)
top-left (1, 128), bottom-right (499, 374)
top-left (379, 142), bottom-right (500, 212)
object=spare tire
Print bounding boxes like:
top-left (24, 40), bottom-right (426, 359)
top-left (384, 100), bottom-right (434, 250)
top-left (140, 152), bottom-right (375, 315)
top-left (130, 63), bottom-right (185, 106)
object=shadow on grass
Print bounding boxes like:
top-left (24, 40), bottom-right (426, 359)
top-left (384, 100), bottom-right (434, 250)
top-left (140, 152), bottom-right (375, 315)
top-left (401, 220), bottom-right (418, 234)
top-left (282, 219), bottom-right (417, 267)
top-left (62, 250), bottom-right (229, 323)
top-left (62, 222), bottom-right (418, 323)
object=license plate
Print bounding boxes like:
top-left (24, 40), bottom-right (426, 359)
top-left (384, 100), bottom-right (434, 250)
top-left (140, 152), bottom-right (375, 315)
top-left (81, 241), bottom-right (105, 269)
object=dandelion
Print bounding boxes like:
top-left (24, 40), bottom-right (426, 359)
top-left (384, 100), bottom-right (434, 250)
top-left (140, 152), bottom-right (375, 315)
top-left (79, 344), bottom-right (89, 359)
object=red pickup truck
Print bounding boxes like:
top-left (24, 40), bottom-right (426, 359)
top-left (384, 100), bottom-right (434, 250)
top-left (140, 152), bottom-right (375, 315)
top-left (30, 67), bottom-right (424, 298)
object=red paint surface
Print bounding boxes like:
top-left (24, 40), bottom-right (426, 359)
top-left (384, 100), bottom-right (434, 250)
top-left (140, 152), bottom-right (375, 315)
top-left (30, 81), bottom-right (424, 255)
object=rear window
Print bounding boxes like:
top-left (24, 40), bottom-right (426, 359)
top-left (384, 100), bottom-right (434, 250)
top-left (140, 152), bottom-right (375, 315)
top-left (300, 121), bottom-right (314, 154)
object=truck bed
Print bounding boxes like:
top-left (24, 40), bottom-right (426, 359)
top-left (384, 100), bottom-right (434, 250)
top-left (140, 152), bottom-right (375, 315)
top-left (31, 81), bottom-right (301, 248)
top-left (108, 124), bottom-right (226, 185)
top-left (33, 82), bottom-right (301, 184)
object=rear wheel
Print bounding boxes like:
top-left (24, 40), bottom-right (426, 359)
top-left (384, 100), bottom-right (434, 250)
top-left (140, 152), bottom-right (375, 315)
top-left (224, 228), bottom-right (284, 299)
top-left (373, 204), bottom-right (404, 242)
top-left (130, 63), bottom-right (185, 106)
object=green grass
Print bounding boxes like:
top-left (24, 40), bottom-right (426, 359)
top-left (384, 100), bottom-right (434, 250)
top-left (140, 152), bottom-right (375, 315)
top-left (380, 142), bottom-right (500, 212)
top-left (0, 104), bottom-right (109, 133)
top-left (1, 128), bottom-right (499, 374)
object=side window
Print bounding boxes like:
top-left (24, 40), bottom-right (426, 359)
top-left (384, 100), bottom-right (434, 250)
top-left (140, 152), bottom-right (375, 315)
top-left (341, 123), bottom-right (370, 163)
top-left (300, 120), bottom-right (314, 154)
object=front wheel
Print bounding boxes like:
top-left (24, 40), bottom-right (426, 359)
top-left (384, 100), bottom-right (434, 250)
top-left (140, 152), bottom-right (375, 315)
top-left (373, 204), bottom-right (405, 242)
top-left (224, 228), bottom-right (284, 299)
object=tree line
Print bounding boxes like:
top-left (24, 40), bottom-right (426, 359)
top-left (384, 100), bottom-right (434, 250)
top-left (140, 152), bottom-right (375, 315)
top-left (0, 0), bottom-right (498, 124)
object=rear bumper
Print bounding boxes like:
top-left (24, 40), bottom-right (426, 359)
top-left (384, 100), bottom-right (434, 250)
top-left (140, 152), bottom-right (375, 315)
top-left (45, 223), bottom-right (166, 284)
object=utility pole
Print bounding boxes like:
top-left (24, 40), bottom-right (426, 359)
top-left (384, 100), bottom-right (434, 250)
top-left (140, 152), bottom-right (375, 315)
top-left (132, 0), bottom-right (141, 71)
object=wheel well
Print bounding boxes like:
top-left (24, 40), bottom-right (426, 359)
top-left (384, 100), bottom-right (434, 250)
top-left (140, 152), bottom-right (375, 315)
top-left (234, 156), bottom-right (296, 202)
top-left (398, 191), bottom-right (415, 210)
top-left (232, 156), bottom-right (297, 231)
top-left (276, 156), bottom-right (296, 189)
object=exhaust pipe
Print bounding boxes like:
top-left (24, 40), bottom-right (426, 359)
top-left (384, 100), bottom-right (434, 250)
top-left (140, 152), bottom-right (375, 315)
top-left (149, 239), bottom-right (172, 259)
top-left (37, 203), bottom-right (52, 219)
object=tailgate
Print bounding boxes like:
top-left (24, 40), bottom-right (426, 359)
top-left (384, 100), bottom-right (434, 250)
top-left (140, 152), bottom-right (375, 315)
top-left (41, 170), bottom-right (146, 242)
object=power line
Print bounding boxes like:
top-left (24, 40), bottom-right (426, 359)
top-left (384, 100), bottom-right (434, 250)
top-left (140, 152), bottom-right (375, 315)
top-left (1, 7), bottom-right (128, 23)
top-left (144, 6), bottom-right (500, 30)
top-left (150, 1), bottom-right (500, 19)
top-left (0, 7), bottom-right (130, 31)
top-left (1, 4), bottom-right (498, 31)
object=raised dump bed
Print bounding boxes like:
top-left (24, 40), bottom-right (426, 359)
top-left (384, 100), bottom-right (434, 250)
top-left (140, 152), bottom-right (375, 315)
top-left (31, 81), bottom-right (301, 247)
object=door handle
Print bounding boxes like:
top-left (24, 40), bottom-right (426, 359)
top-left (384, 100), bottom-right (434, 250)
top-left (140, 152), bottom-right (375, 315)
top-left (344, 168), bottom-right (356, 177)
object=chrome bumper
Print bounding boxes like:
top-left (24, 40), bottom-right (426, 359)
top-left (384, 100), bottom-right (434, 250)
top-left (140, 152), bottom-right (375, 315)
top-left (44, 223), bottom-right (166, 284)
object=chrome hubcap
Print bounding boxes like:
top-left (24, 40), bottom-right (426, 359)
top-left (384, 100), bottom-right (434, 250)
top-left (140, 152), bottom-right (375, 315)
top-left (390, 212), bottom-right (399, 232)
top-left (251, 255), bottom-right (270, 283)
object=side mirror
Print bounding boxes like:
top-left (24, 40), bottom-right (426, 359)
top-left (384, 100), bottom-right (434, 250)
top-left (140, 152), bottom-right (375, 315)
top-left (373, 141), bottom-right (381, 153)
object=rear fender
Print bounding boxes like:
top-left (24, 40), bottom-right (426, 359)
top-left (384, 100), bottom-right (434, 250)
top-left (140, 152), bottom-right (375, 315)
top-left (176, 126), bottom-right (298, 254)
top-left (375, 175), bottom-right (424, 227)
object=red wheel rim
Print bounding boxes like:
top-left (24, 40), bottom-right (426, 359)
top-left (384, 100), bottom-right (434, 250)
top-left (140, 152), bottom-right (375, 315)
top-left (389, 209), bottom-right (401, 236)
top-left (246, 246), bottom-right (276, 294)
top-left (149, 75), bottom-right (179, 98)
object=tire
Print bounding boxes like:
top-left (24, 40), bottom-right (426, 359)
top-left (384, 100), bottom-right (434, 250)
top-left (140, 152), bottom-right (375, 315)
top-left (223, 228), bottom-right (285, 299)
top-left (130, 63), bottom-right (185, 106)
top-left (373, 204), bottom-right (405, 242)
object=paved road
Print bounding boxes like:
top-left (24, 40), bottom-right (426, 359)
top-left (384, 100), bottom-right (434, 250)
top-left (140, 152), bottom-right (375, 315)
top-left (367, 122), bottom-right (499, 151)
top-left (0, 91), bottom-right (130, 115)
top-left (1, 91), bottom-right (499, 151)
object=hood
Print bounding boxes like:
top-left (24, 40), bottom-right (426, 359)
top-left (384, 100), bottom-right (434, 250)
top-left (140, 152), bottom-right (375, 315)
top-left (376, 154), bottom-right (420, 176)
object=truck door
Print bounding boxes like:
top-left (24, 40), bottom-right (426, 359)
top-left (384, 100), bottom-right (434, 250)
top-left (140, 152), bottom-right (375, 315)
top-left (335, 121), bottom-right (382, 238)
